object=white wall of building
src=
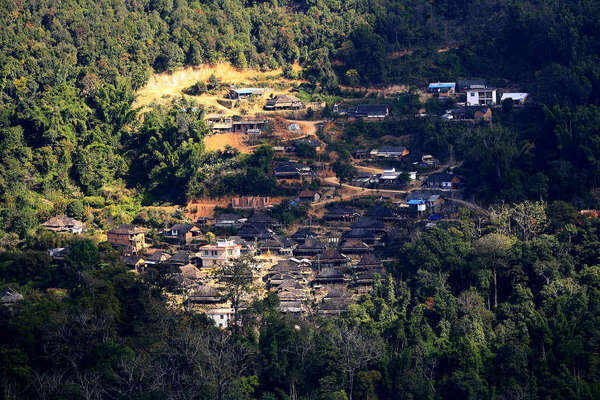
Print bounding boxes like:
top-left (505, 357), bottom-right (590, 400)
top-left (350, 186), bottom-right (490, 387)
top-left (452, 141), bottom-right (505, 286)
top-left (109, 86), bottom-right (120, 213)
top-left (466, 89), bottom-right (497, 106)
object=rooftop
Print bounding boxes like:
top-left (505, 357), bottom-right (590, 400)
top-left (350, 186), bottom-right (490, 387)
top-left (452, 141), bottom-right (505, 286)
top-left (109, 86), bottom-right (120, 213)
top-left (42, 215), bottom-right (84, 228)
top-left (429, 82), bottom-right (456, 88)
top-left (109, 224), bottom-right (145, 235)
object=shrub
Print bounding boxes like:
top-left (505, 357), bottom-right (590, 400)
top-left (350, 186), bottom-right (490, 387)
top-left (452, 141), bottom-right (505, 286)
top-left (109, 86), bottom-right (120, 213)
top-left (66, 200), bottom-right (85, 220)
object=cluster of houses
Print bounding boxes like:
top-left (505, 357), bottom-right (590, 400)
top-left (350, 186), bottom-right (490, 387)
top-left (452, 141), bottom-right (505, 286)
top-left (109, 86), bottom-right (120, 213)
top-left (204, 87), bottom-right (306, 136)
top-left (264, 94), bottom-right (304, 110)
top-left (352, 146), bottom-right (410, 162)
top-left (351, 168), bottom-right (416, 188)
top-left (40, 184), bottom-right (463, 328)
top-left (205, 114), bottom-right (270, 135)
top-left (224, 86), bottom-right (305, 110)
top-left (348, 149), bottom-right (447, 189)
top-left (427, 79), bottom-right (529, 122)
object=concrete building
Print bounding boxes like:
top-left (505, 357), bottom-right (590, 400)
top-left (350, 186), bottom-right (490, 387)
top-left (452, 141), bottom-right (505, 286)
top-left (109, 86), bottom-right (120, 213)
top-left (466, 88), bottom-right (497, 106)
top-left (198, 239), bottom-right (242, 268)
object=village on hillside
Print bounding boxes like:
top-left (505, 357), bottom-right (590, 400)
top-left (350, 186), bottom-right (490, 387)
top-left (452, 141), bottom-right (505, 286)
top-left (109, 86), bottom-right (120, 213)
top-left (38, 69), bottom-right (528, 328)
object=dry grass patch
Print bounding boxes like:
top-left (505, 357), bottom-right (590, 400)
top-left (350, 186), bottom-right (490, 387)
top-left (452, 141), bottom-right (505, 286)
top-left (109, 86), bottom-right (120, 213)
top-left (204, 132), bottom-right (252, 153)
top-left (135, 62), bottom-right (303, 110)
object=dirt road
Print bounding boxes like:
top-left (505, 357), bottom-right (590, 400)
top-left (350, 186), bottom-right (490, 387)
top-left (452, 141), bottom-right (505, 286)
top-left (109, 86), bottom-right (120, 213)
top-left (354, 164), bottom-right (385, 174)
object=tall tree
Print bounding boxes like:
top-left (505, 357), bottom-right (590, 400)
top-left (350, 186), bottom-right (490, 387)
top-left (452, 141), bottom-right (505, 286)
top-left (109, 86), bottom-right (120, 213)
top-left (213, 255), bottom-right (256, 331)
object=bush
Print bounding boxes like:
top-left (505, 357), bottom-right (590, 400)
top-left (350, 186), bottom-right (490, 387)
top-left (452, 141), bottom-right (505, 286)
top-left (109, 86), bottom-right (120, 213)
top-left (332, 160), bottom-right (357, 182)
top-left (183, 81), bottom-right (207, 95)
top-left (83, 196), bottom-right (106, 208)
top-left (282, 64), bottom-right (296, 79)
top-left (66, 200), bottom-right (85, 220)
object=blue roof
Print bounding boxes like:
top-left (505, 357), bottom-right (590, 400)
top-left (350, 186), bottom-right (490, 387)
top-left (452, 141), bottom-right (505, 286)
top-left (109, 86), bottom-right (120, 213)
top-left (233, 88), bottom-right (262, 95)
top-left (428, 82), bottom-right (456, 89)
top-left (428, 214), bottom-right (442, 221)
top-left (407, 200), bottom-right (425, 205)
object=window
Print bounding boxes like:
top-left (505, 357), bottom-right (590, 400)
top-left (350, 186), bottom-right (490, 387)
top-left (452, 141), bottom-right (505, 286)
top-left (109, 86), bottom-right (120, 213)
top-left (204, 251), bottom-right (208, 255)
top-left (470, 92), bottom-right (475, 97)
top-left (220, 315), bottom-right (224, 320)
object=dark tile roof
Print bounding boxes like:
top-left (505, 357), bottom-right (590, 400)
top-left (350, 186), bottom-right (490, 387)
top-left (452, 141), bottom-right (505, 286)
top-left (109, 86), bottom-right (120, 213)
top-left (353, 104), bottom-right (389, 116)
top-left (247, 212), bottom-right (277, 226)
top-left (109, 224), bottom-right (144, 235)
top-left (323, 206), bottom-right (360, 217)
top-left (268, 94), bottom-right (302, 104)
top-left (319, 249), bottom-right (349, 263)
top-left (357, 253), bottom-right (381, 268)
top-left (365, 205), bottom-right (396, 219)
top-left (178, 263), bottom-right (201, 280)
top-left (169, 250), bottom-right (193, 265)
top-left (268, 260), bottom-right (295, 274)
top-left (296, 237), bottom-right (326, 251)
top-left (145, 250), bottom-right (171, 263)
top-left (278, 279), bottom-right (306, 290)
top-left (324, 288), bottom-right (350, 299)
top-left (319, 289), bottom-right (352, 313)
top-left (351, 217), bottom-right (385, 230)
top-left (426, 172), bottom-right (457, 184)
top-left (457, 79), bottom-right (487, 90)
top-left (274, 161), bottom-right (308, 174)
top-left (168, 223), bottom-right (196, 234)
top-left (343, 228), bottom-right (378, 239)
top-left (215, 213), bottom-right (243, 222)
top-left (314, 267), bottom-right (345, 280)
top-left (352, 269), bottom-right (385, 285)
top-left (42, 215), bottom-right (84, 228)
top-left (280, 238), bottom-right (296, 248)
top-left (186, 285), bottom-right (222, 303)
top-left (339, 239), bottom-right (372, 252)
top-left (237, 223), bottom-right (274, 240)
top-left (291, 227), bottom-right (317, 241)
top-left (259, 238), bottom-right (283, 250)
top-left (121, 254), bottom-right (144, 266)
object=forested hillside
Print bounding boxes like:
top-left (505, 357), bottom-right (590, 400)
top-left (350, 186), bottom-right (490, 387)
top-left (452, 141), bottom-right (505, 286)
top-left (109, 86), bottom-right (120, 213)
top-left (2, 204), bottom-right (600, 399)
top-left (2, 0), bottom-right (600, 236)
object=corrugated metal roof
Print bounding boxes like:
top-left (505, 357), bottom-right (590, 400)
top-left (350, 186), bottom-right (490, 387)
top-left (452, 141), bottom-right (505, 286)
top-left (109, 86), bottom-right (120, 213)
top-left (428, 82), bottom-right (456, 89)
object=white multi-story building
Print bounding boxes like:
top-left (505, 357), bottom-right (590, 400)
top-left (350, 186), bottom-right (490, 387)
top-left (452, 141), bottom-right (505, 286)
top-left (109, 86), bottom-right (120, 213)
top-left (466, 89), bottom-right (497, 106)
top-left (205, 307), bottom-right (235, 329)
top-left (198, 239), bottom-right (242, 268)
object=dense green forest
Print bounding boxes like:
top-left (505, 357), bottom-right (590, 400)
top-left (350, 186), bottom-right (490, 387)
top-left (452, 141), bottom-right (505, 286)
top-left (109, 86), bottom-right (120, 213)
top-left (2, 0), bottom-right (600, 236)
top-left (2, 203), bottom-right (600, 399)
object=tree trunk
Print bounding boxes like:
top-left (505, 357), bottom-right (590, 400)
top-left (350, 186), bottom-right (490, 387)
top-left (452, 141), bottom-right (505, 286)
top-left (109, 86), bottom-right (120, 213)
top-left (348, 371), bottom-right (354, 400)
top-left (290, 380), bottom-right (297, 400)
top-left (493, 267), bottom-right (498, 308)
